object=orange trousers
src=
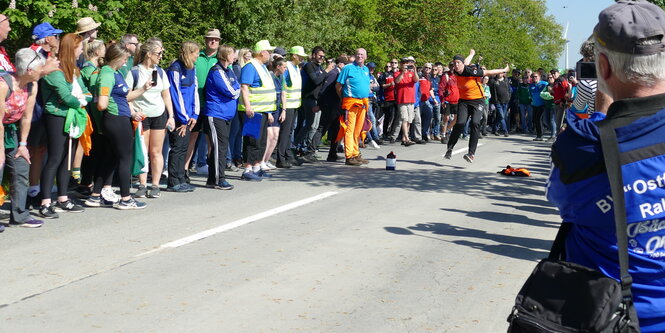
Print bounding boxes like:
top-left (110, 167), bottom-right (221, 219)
top-left (341, 97), bottom-right (368, 159)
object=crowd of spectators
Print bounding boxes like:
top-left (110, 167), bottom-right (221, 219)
top-left (0, 15), bottom-right (591, 232)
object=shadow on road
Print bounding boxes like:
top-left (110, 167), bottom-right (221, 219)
top-left (384, 222), bottom-right (552, 262)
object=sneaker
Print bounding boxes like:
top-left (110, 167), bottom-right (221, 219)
top-left (12, 217), bottom-right (44, 228)
top-left (504, 133), bottom-right (509, 137)
top-left (370, 140), bottom-right (380, 149)
top-left (54, 200), bottom-right (85, 213)
top-left (444, 149), bottom-right (453, 159)
top-left (266, 161), bottom-right (277, 169)
top-left (101, 188), bottom-right (120, 203)
top-left (260, 162), bottom-right (272, 171)
top-left (39, 204), bottom-right (59, 219)
top-left (441, 136), bottom-right (449, 144)
top-left (326, 154), bottom-right (338, 162)
top-left (547, 136), bottom-right (556, 142)
top-left (25, 195), bottom-right (40, 210)
top-left (276, 160), bottom-right (292, 168)
top-left (75, 185), bottom-right (92, 197)
top-left (167, 184), bottom-right (190, 193)
top-left (147, 185), bottom-right (161, 198)
top-left (302, 154), bottom-right (319, 163)
top-left (463, 153), bottom-right (474, 163)
top-left (197, 165), bottom-right (209, 175)
top-left (208, 180), bottom-right (234, 190)
top-left (134, 185), bottom-right (147, 198)
top-left (183, 183), bottom-right (196, 192)
top-left (256, 169), bottom-right (273, 178)
top-left (84, 195), bottom-right (102, 207)
top-left (227, 163), bottom-right (240, 172)
top-left (116, 197), bottom-right (147, 210)
top-left (241, 171), bottom-right (263, 181)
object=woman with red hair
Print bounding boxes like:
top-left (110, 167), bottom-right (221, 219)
top-left (38, 33), bottom-right (91, 218)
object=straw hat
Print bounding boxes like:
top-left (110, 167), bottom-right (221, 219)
top-left (74, 17), bottom-right (101, 34)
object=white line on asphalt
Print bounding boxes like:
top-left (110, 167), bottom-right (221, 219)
top-left (137, 191), bottom-right (339, 257)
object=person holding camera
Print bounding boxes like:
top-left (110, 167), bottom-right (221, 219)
top-left (546, 1), bottom-right (665, 330)
top-left (391, 57), bottom-right (419, 146)
top-left (125, 41), bottom-right (175, 199)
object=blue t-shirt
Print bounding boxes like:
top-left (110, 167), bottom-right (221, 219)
top-left (414, 81), bottom-right (421, 108)
top-left (336, 62), bottom-right (370, 99)
top-left (431, 76), bottom-right (441, 103)
top-left (529, 80), bottom-right (548, 107)
top-left (239, 62), bottom-right (263, 88)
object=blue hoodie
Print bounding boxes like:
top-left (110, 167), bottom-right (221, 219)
top-left (204, 63), bottom-right (240, 121)
top-left (546, 104), bottom-right (665, 332)
top-left (167, 60), bottom-right (199, 125)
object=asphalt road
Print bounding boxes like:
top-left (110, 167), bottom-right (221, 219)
top-left (0, 134), bottom-right (560, 333)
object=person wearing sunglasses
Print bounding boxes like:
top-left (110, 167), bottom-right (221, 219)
top-left (125, 41), bottom-right (175, 199)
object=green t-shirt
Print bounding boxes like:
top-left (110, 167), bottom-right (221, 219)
top-left (195, 51), bottom-right (218, 102)
top-left (118, 56), bottom-right (134, 78)
top-left (80, 61), bottom-right (96, 89)
top-left (97, 66), bottom-right (131, 117)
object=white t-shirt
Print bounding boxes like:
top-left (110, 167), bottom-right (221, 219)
top-left (125, 64), bottom-right (170, 118)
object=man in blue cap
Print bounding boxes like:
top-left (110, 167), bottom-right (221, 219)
top-left (30, 22), bottom-right (62, 57)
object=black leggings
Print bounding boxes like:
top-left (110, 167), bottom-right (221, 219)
top-left (533, 105), bottom-right (545, 138)
top-left (41, 114), bottom-right (72, 199)
top-left (101, 113), bottom-right (134, 197)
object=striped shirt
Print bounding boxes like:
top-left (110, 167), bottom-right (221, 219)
top-left (572, 79), bottom-right (597, 114)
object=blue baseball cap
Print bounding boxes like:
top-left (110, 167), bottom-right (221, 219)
top-left (32, 22), bottom-right (63, 41)
top-left (367, 62), bottom-right (376, 69)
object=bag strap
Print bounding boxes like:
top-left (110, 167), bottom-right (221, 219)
top-left (597, 120), bottom-right (634, 303)
top-left (547, 222), bottom-right (571, 260)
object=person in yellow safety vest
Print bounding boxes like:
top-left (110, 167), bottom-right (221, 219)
top-left (275, 45), bottom-right (308, 168)
top-left (238, 40), bottom-right (277, 181)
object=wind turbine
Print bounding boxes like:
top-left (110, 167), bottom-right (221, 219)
top-left (564, 21), bottom-right (570, 70)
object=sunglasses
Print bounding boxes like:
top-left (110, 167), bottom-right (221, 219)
top-left (27, 52), bottom-right (41, 71)
top-left (390, 62), bottom-right (397, 64)
top-left (531, 75), bottom-right (538, 78)
top-left (153, 51), bottom-right (163, 56)
top-left (424, 67), bottom-right (432, 69)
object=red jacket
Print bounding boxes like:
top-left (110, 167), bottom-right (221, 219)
top-left (439, 73), bottom-right (459, 104)
top-left (552, 78), bottom-right (569, 104)
top-left (419, 77), bottom-right (432, 102)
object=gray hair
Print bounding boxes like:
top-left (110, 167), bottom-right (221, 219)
top-left (15, 48), bottom-right (45, 76)
top-left (595, 37), bottom-right (665, 87)
top-left (120, 34), bottom-right (138, 48)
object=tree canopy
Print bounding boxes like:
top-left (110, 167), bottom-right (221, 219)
top-left (3, 0), bottom-right (564, 70)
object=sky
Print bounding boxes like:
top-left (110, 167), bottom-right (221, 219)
top-left (545, 0), bottom-right (615, 70)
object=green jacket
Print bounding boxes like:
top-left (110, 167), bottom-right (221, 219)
top-left (40, 70), bottom-right (92, 117)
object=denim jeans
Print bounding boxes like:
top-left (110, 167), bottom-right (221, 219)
top-left (431, 102), bottom-right (441, 136)
top-left (492, 103), bottom-right (508, 133)
top-left (366, 102), bottom-right (380, 141)
top-left (420, 100), bottom-right (433, 139)
top-left (543, 105), bottom-right (557, 138)
top-left (519, 104), bottom-right (532, 132)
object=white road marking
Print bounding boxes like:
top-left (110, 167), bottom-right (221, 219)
top-left (137, 191), bottom-right (339, 257)
top-left (444, 143), bottom-right (484, 157)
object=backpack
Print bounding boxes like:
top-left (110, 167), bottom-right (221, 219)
top-left (0, 71), bottom-right (28, 124)
top-left (130, 66), bottom-right (165, 91)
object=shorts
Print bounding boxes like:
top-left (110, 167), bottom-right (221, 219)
top-left (266, 111), bottom-right (281, 128)
top-left (142, 110), bottom-right (167, 130)
top-left (27, 118), bottom-right (47, 147)
top-left (444, 103), bottom-right (459, 116)
top-left (398, 103), bottom-right (415, 123)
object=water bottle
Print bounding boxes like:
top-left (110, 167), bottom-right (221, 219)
top-left (386, 151), bottom-right (396, 170)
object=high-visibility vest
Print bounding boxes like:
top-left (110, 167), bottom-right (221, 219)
top-left (284, 61), bottom-right (302, 108)
top-left (238, 58), bottom-right (276, 112)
